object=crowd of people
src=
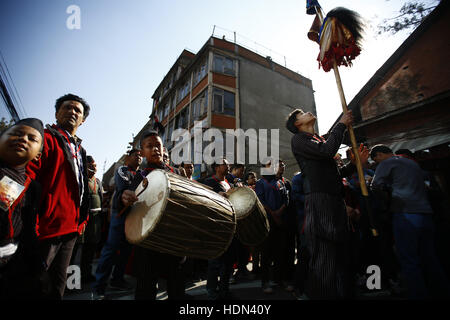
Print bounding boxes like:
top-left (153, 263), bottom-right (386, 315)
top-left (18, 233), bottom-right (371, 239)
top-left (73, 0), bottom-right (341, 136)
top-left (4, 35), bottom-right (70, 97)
top-left (0, 93), bottom-right (449, 300)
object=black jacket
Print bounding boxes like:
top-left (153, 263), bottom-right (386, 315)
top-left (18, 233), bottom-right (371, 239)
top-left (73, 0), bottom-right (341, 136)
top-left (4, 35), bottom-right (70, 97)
top-left (291, 123), bottom-right (355, 195)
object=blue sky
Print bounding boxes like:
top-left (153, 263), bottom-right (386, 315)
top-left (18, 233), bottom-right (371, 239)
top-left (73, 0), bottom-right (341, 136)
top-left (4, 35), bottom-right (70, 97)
top-left (0, 0), bottom-right (418, 176)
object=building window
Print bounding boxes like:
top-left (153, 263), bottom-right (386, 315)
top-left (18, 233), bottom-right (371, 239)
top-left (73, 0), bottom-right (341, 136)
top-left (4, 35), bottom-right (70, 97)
top-left (213, 55), bottom-right (235, 76)
top-left (157, 107), bottom-right (163, 122)
top-left (162, 103), bottom-right (170, 119)
top-left (213, 88), bottom-right (235, 116)
top-left (172, 73), bottom-right (177, 85)
top-left (177, 81), bottom-right (190, 104)
top-left (176, 66), bottom-right (182, 80)
top-left (191, 89), bottom-right (208, 124)
top-left (167, 99), bottom-right (172, 114)
top-left (171, 95), bottom-right (176, 112)
top-left (194, 59), bottom-right (208, 86)
top-left (175, 107), bottom-right (188, 130)
top-left (162, 81), bottom-right (170, 97)
top-left (161, 129), bottom-right (167, 146)
top-left (167, 120), bottom-right (174, 148)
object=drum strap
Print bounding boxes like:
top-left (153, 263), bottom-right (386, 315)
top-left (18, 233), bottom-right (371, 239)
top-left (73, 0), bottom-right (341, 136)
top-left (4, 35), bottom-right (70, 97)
top-left (262, 177), bottom-right (280, 192)
top-left (212, 175), bottom-right (229, 184)
top-left (142, 164), bottom-right (174, 176)
top-left (212, 175), bottom-right (231, 191)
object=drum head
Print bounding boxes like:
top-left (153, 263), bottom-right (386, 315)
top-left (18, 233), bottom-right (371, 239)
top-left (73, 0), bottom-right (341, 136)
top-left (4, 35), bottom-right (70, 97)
top-left (125, 169), bottom-right (169, 244)
top-left (227, 186), bottom-right (256, 220)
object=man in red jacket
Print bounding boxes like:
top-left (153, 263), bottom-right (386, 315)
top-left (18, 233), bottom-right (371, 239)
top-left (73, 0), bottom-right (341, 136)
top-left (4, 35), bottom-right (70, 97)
top-left (27, 93), bottom-right (91, 299)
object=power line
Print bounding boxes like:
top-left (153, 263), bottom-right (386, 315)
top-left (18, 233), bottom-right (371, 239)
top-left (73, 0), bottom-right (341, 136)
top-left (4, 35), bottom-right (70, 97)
top-left (0, 75), bottom-right (20, 122)
top-left (0, 50), bottom-right (24, 121)
top-left (0, 51), bottom-right (26, 118)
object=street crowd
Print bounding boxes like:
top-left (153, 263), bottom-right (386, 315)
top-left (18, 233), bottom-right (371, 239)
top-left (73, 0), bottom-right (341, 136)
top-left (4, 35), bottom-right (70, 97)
top-left (0, 93), bottom-right (449, 300)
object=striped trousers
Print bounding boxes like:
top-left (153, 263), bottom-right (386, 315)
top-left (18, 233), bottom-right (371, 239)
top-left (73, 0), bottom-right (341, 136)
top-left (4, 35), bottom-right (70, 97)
top-left (304, 193), bottom-right (353, 299)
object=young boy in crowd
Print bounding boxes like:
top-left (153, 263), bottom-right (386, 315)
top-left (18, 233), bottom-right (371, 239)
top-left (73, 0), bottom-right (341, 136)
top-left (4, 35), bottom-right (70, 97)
top-left (244, 171), bottom-right (257, 190)
top-left (118, 130), bottom-right (186, 300)
top-left (0, 118), bottom-right (49, 299)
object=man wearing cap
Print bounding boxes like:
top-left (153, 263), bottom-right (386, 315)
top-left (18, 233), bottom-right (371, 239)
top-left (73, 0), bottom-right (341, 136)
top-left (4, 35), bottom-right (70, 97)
top-left (27, 94), bottom-right (91, 299)
top-left (92, 148), bottom-right (142, 300)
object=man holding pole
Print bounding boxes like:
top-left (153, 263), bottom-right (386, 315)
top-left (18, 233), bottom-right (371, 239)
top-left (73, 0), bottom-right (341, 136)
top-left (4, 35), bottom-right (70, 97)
top-left (289, 0), bottom-right (375, 299)
top-left (286, 109), bottom-right (367, 299)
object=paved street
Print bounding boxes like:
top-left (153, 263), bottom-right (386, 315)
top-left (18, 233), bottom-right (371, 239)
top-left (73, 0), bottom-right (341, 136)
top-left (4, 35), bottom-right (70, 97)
top-left (64, 258), bottom-right (297, 301)
top-left (64, 258), bottom-right (403, 301)
top-left (65, 276), bottom-right (299, 301)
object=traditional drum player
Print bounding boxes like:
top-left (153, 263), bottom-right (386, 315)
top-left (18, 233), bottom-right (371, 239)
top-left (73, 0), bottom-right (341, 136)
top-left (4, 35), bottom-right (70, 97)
top-left (120, 130), bottom-right (187, 300)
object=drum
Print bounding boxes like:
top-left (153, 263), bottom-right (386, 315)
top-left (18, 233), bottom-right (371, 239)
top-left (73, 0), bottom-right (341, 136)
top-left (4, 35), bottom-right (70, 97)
top-left (125, 169), bottom-right (236, 260)
top-left (226, 186), bottom-right (270, 246)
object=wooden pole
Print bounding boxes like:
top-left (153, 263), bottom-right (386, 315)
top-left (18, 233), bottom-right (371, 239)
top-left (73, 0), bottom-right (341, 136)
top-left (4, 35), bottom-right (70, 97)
top-left (333, 62), bottom-right (378, 236)
top-left (314, 6), bottom-right (369, 196)
top-left (312, 6), bottom-right (377, 236)
top-left (332, 62), bottom-right (368, 198)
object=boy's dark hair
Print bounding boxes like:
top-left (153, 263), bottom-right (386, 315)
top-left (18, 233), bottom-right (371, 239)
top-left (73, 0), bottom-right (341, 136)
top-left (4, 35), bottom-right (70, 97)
top-left (286, 109), bottom-right (304, 134)
top-left (139, 130), bottom-right (160, 148)
top-left (211, 158), bottom-right (227, 171)
top-left (127, 148), bottom-right (140, 156)
top-left (1, 118), bottom-right (45, 152)
top-left (231, 164), bottom-right (245, 171)
top-left (396, 148), bottom-right (414, 158)
top-left (244, 171), bottom-right (256, 181)
top-left (55, 94), bottom-right (90, 120)
top-left (87, 155), bottom-right (95, 163)
top-left (370, 144), bottom-right (393, 159)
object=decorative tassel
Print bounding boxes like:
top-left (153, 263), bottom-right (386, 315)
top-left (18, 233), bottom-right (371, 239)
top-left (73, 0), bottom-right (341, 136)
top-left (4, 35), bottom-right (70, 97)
top-left (312, 7), bottom-right (364, 72)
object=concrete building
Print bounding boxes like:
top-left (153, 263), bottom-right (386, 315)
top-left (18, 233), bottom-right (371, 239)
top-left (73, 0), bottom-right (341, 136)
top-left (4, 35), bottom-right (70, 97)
top-left (141, 36), bottom-right (317, 180)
